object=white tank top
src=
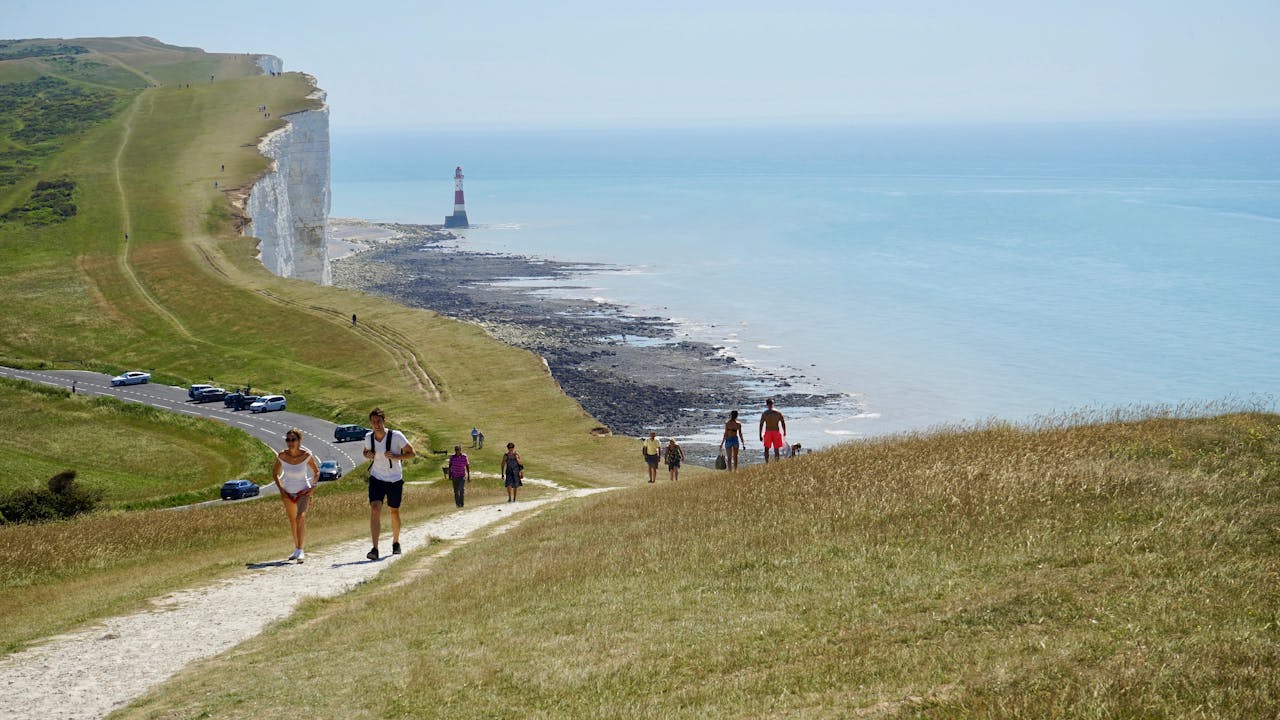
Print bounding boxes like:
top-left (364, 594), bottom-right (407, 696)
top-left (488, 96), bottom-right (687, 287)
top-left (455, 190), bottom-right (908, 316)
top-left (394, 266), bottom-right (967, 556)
top-left (278, 452), bottom-right (314, 494)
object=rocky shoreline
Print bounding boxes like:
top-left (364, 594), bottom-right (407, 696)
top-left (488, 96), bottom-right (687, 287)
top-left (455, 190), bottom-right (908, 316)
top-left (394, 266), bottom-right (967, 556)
top-left (330, 221), bottom-right (839, 462)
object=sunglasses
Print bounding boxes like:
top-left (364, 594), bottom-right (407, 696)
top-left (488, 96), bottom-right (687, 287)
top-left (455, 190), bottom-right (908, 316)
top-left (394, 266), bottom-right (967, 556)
top-left (285, 436), bottom-right (300, 442)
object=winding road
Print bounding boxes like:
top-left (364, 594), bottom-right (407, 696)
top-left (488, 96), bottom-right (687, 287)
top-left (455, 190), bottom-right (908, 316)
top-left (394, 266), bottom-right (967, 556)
top-left (0, 366), bottom-right (366, 488)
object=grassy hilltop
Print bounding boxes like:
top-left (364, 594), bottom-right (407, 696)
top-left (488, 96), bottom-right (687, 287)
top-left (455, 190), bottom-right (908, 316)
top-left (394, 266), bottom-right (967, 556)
top-left (2, 38), bottom-right (1278, 717)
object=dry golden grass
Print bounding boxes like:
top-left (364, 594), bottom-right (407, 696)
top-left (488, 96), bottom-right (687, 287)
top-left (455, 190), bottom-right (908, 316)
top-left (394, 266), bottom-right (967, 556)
top-left (0, 476), bottom-right (534, 653)
top-left (118, 411), bottom-right (1280, 718)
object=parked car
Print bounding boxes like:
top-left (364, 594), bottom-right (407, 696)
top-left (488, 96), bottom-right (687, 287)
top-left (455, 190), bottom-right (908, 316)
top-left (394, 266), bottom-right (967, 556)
top-left (317, 460), bottom-right (343, 482)
top-left (223, 393), bottom-right (261, 411)
top-left (110, 371), bottom-right (151, 386)
top-left (250, 394), bottom-right (286, 413)
top-left (333, 424), bottom-right (369, 442)
top-left (193, 387), bottom-right (227, 403)
top-left (187, 383), bottom-right (212, 400)
top-left (220, 479), bottom-right (260, 500)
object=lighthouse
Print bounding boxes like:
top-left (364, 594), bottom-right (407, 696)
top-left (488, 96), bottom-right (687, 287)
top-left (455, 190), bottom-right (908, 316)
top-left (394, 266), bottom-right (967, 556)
top-left (444, 166), bottom-right (469, 229)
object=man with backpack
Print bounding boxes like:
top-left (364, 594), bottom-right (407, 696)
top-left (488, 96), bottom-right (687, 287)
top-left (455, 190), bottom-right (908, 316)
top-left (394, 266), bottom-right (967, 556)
top-left (447, 444), bottom-right (470, 507)
top-left (363, 408), bottom-right (415, 560)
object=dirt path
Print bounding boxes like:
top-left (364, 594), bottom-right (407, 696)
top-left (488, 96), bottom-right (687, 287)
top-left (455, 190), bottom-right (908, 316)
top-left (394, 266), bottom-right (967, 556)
top-left (0, 482), bottom-right (612, 720)
top-left (113, 91), bottom-right (196, 341)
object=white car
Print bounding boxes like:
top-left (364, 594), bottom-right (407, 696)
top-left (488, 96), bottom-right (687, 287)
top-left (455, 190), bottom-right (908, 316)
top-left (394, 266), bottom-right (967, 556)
top-left (110, 371), bottom-right (151, 386)
top-left (250, 394), bottom-right (286, 413)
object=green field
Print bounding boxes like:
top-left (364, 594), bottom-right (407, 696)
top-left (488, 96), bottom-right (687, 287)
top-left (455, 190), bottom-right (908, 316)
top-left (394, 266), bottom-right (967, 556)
top-left (2, 37), bottom-right (1277, 717)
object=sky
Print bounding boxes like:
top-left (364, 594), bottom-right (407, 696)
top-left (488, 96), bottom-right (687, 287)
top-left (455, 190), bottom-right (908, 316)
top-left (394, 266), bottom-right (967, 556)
top-left (4, 0), bottom-right (1280, 130)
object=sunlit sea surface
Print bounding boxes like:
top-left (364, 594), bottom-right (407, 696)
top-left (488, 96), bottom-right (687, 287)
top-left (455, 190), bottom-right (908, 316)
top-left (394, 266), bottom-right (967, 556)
top-left (332, 123), bottom-right (1280, 446)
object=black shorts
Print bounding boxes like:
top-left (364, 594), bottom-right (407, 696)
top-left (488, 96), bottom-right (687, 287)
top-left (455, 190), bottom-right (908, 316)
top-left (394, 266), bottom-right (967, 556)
top-left (368, 478), bottom-right (404, 508)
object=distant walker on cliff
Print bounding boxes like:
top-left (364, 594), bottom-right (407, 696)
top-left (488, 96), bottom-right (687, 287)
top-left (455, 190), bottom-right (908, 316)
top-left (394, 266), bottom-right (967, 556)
top-left (444, 166), bottom-right (470, 228)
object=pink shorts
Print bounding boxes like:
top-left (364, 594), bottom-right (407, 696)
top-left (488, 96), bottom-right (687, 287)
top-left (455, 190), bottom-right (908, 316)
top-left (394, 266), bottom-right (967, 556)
top-left (762, 430), bottom-right (785, 450)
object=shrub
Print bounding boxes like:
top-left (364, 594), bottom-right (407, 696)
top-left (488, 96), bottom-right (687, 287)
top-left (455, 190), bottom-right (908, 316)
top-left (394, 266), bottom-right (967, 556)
top-left (0, 470), bottom-right (102, 524)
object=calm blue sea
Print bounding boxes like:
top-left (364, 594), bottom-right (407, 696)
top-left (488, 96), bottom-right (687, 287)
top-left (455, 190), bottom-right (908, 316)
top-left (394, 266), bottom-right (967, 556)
top-left (331, 123), bottom-right (1280, 445)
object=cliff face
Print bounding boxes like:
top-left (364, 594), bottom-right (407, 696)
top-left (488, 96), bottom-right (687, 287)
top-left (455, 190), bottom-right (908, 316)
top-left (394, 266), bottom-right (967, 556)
top-left (244, 79), bottom-right (331, 285)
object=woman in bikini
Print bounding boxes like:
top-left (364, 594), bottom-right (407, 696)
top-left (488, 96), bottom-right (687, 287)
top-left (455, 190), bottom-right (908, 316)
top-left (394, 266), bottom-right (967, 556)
top-left (273, 427), bottom-right (321, 563)
top-left (720, 410), bottom-right (745, 471)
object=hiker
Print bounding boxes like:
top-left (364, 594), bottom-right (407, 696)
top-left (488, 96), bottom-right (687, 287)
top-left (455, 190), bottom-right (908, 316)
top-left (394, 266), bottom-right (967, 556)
top-left (719, 410), bottom-right (745, 471)
top-left (273, 428), bottom-right (320, 563)
top-left (447, 444), bottom-right (470, 507)
top-left (642, 431), bottom-right (661, 483)
top-left (759, 398), bottom-right (787, 463)
top-left (665, 438), bottom-right (685, 482)
top-left (363, 407), bottom-right (415, 560)
top-left (352, 313), bottom-right (357, 326)
top-left (501, 442), bottom-right (523, 503)
top-left (471, 427), bottom-right (479, 448)
top-left (476, 430), bottom-right (484, 449)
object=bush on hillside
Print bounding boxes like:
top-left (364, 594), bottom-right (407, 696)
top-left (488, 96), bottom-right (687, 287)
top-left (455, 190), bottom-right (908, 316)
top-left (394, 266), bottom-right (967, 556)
top-left (0, 178), bottom-right (77, 225)
top-left (0, 469), bottom-right (102, 524)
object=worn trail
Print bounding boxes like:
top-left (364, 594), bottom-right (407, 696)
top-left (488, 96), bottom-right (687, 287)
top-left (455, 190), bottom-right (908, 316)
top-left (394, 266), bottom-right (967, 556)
top-left (0, 485), bottom-right (611, 720)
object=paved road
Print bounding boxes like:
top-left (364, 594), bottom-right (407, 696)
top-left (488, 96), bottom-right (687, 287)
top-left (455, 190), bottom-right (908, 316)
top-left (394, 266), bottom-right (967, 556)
top-left (0, 367), bottom-right (367, 498)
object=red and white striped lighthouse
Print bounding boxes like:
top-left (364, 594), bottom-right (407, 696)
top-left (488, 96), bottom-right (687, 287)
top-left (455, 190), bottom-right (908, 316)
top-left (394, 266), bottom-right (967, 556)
top-left (444, 165), bottom-right (470, 228)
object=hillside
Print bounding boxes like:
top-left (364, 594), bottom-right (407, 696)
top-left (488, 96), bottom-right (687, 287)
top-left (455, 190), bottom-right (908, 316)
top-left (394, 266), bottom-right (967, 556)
top-left (2, 38), bottom-right (1277, 718)
top-left (121, 411), bottom-right (1280, 717)
top-left (0, 37), bottom-right (635, 486)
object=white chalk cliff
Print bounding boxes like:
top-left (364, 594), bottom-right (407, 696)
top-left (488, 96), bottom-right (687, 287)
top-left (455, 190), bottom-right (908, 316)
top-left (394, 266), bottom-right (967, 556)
top-left (243, 62), bottom-right (331, 285)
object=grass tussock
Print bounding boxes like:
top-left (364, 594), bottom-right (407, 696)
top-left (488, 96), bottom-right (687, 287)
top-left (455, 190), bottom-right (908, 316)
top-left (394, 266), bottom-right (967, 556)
top-left (117, 411), bottom-right (1280, 718)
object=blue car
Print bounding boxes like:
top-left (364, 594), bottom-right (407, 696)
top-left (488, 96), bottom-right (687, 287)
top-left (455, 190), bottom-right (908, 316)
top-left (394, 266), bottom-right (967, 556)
top-left (220, 479), bottom-right (260, 500)
top-left (333, 424), bottom-right (369, 442)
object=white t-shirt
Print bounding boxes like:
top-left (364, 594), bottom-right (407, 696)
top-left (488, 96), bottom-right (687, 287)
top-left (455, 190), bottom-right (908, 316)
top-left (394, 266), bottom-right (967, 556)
top-left (366, 429), bottom-right (410, 482)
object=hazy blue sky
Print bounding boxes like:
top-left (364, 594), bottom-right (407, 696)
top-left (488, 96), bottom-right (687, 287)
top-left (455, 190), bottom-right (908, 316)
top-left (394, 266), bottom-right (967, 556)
top-left (5, 0), bottom-right (1279, 130)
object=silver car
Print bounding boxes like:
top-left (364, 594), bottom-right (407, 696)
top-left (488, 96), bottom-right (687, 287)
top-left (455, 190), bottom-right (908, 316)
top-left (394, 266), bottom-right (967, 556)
top-left (250, 394), bottom-right (286, 413)
top-left (111, 371), bottom-right (151, 386)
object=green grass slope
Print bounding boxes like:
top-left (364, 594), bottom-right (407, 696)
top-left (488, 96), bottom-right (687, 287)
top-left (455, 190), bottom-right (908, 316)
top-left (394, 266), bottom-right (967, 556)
top-left (0, 35), bottom-right (636, 652)
top-left (120, 412), bottom-right (1280, 718)
top-left (0, 37), bottom-right (635, 486)
top-left (0, 376), bottom-right (273, 506)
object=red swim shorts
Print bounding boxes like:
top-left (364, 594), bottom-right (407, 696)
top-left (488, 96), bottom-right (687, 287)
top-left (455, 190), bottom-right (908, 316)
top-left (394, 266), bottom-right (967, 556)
top-left (762, 429), bottom-right (785, 449)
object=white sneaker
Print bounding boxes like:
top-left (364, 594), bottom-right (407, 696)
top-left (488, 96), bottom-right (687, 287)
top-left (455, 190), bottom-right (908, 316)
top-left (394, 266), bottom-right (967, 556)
top-left (295, 550), bottom-right (305, 563)
top-left (287, 548), bottom-right (300, 561)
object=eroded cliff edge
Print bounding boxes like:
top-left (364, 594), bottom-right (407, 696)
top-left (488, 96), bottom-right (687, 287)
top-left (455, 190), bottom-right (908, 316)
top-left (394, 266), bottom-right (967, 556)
top-left (243, 60), bottom-right (331, 285)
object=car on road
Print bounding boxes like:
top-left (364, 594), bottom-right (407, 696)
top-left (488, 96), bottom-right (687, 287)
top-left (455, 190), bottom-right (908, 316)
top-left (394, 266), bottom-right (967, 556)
top-left (110, 371), bottom-right (151, 386)
top-left (220, 479), bottom-right (260, 500)
top-left (188, 383), bottom-right (212, 399)
top-left (333, 424), bottom-right (369, 442)
top-left (250, 394), bottom-right (286, 413)
top-left (223, 392), bottom-right (261, 411)
top-left (318, 460), bottom-right (343, 482)
top-left (193, 387), bottom-right (227, 403)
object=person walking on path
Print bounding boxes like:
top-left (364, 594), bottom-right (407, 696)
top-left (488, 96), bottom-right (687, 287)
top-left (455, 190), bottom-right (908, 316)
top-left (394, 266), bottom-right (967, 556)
top-left (665, 438), bottom-right (685, 482)
top-left (642, 431), bottom-right (661, 483)
top-left (759, 398), bottom-right (787, 463)
top-left (471, 427), bottom-right (480, 448)
top-left (719, 410), bottom-right (745, 471)
top-left (501, 442), bottom-right (523, 503)
top-left (447, 444), bottom-right (471, 507)
top-left (273, 428), bottom-right (321, 563)
top-left (364, 408), bottom-right (415, 560)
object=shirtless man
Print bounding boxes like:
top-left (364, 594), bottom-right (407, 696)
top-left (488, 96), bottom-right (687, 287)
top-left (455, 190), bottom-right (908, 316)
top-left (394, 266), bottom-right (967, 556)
top-left (758, 399), bottom-right (787, 463)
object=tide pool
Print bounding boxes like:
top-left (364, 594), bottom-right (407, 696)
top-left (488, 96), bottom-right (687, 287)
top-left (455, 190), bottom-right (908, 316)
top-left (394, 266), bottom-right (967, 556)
top-left (332, 123), bottom-right (1280, 445)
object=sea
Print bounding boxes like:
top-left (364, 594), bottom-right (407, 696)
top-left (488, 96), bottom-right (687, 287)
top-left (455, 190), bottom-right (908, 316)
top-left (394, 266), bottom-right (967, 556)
top-left (331, 122), bottom-right (1280, 446)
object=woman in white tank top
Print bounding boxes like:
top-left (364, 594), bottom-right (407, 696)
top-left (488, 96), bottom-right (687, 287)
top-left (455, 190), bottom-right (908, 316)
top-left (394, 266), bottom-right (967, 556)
top-left (273, 428), bottom-right (321, 563)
